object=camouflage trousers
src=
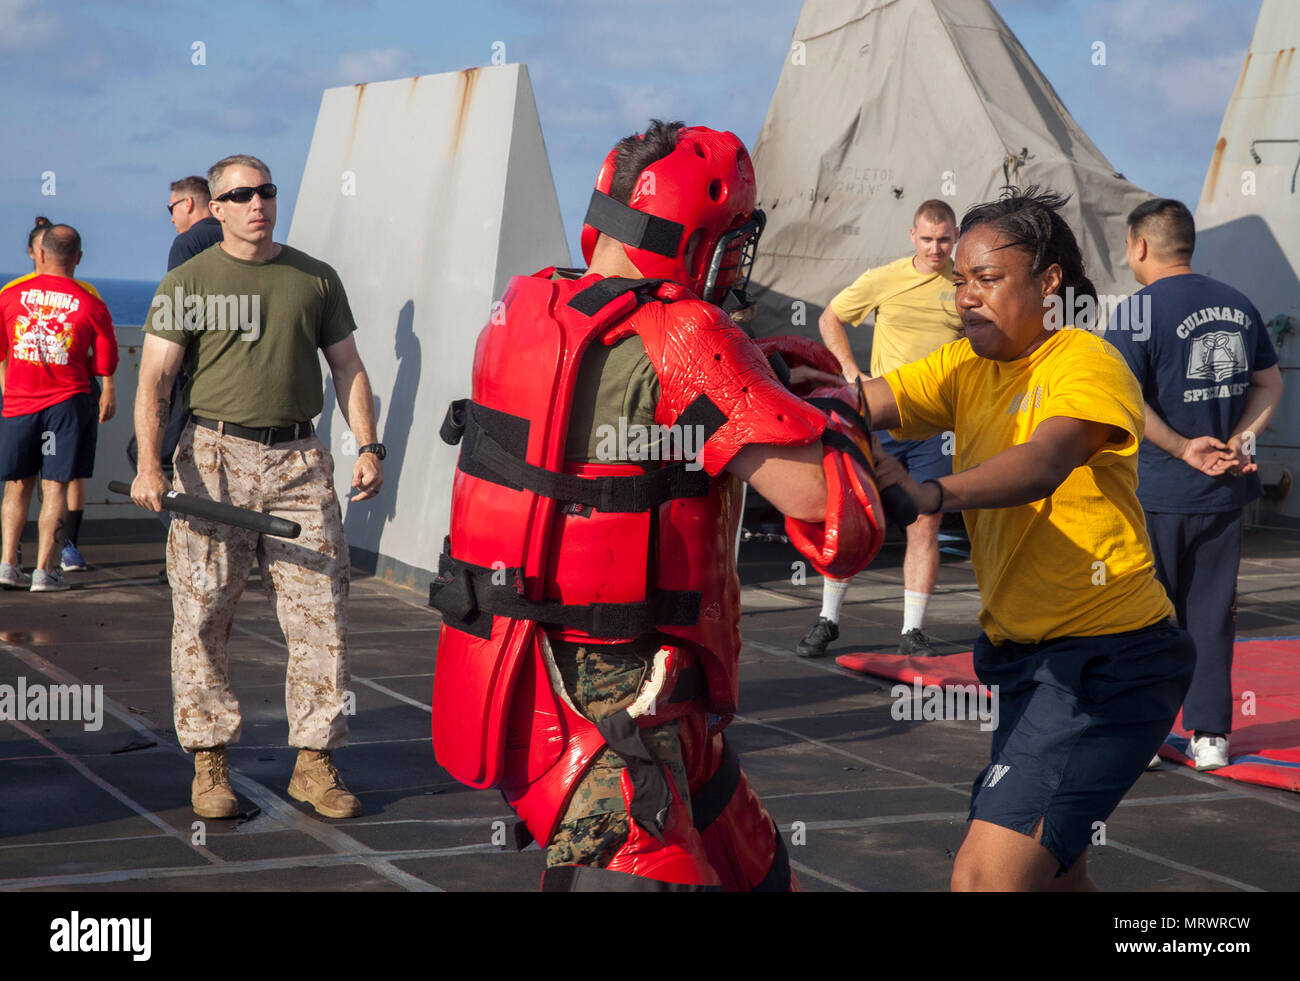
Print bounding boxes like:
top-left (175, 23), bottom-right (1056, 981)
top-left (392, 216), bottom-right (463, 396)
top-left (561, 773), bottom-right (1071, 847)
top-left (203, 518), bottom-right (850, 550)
top-left (168, 423), bottom-right (351, 751)
top-left (545, 637), bottom-right (691, 869)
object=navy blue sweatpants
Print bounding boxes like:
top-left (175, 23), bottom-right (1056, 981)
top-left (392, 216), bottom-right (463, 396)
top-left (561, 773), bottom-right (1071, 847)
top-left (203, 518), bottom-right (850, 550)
top-left (1144, 510), bottom-right (1242, 735)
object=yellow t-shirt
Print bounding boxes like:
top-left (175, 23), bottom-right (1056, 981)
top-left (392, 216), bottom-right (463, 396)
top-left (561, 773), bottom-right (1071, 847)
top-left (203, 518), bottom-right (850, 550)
top-left (884, 328), bottom-right (1173, 646)
top-left (828, 254), bottom-right (961, 377)
top-left (0, 271), bottom-right (101, 299)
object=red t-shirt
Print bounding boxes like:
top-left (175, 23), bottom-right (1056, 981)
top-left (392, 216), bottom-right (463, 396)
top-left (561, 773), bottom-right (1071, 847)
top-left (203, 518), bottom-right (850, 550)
top-left (0, 274), bottom-right (118, 417)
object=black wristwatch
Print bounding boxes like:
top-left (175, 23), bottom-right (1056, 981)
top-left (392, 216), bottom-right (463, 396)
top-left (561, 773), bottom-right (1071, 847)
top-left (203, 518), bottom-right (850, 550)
top-left (919, 478), bottom-right (945, 515)
top-left (358, 442), bottom-right (386, 460)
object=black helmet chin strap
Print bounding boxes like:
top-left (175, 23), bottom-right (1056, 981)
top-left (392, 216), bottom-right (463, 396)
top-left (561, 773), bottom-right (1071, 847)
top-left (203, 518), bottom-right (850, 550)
top-left (584, 190), bottom-right (683, 258)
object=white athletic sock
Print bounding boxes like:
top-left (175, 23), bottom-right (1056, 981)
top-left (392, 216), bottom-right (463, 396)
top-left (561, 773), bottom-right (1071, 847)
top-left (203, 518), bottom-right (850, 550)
top-left (820, 577), bottom-right (851, 623)
top-left (902, 590), bottom-right (931, 634)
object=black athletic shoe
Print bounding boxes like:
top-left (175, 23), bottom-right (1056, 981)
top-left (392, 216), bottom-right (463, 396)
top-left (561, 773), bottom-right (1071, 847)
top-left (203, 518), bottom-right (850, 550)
top-left (796, 617), bottom-right (839, 658)
top-left (899, 628), bottom-right (938, 657)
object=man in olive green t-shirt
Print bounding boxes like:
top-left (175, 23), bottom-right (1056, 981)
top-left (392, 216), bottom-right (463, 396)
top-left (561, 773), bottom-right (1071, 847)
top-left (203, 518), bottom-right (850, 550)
top-left (132, 154), bottom-right (385, 822)
top-left (798, 198), bottom-right (962, 659)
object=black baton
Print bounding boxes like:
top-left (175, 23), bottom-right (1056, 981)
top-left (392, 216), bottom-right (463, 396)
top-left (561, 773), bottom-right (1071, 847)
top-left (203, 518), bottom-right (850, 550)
top-left (108, 480), bottom-right (302, 539)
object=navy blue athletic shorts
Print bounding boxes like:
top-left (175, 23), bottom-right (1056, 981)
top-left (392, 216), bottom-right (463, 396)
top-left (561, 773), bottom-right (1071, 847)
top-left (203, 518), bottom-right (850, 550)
top-left (968, 618), bottom-right (1194, 873)
top-left (877, 430), bottom-right (952, 485)
top-left (84, 376), bottom-right (102, 479)
top-left (0, 392), bottom-right (97, 482)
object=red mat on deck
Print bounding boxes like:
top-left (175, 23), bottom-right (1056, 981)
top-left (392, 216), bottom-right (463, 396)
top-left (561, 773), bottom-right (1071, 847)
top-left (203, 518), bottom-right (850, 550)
top-left (836, 638), bottom-right (1300, 793)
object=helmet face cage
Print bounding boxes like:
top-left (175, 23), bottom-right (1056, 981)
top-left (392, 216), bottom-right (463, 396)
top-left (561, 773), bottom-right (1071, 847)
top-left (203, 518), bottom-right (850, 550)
top-left (703, 210), bottom-right (766, 306)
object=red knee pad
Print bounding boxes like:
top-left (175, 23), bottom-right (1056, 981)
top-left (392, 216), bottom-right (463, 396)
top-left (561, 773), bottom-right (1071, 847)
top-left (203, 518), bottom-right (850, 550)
top-left (689, 733), bottom-right (799, 892)
top-left (603, 767), bottom-right (722, 887)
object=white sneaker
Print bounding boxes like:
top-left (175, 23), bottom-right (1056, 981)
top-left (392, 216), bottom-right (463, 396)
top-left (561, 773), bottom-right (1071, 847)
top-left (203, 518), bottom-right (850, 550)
top-left (0, 561), bottom-right (29, 589)
top-left (30, 568), bottom-right (69, 592)
top-left (1190, 733), bottom-right (1229, 771)
top-left (1146, 752), bottom-right (1162, 771)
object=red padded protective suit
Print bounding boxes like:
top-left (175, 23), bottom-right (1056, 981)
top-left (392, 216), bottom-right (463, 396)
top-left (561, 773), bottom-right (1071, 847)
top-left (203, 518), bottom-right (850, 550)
top-left (430, 271), bottom-right (882, 889)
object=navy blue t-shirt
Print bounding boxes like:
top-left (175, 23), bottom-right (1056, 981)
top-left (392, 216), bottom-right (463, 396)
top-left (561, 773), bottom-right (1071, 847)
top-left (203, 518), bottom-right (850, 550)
top-left (1107, 273), bottom-right (1277, 513)
top-left (167, 216), bottom-right (223, 272)
top-left (160, 217), bottom-right (222, 472)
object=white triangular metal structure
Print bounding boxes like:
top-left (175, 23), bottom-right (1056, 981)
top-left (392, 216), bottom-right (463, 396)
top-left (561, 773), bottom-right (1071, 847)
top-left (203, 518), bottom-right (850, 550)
top-left (289, 64), bottom-right (570, 587)
top-left (748, 0), bottom-right (1152, 357)
top-left (1194, 0), bottom-right (1299, 523)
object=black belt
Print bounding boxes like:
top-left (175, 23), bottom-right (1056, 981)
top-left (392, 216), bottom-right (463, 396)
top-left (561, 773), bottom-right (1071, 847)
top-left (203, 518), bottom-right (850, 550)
top-left (193, 416), bottom-right (314, 446)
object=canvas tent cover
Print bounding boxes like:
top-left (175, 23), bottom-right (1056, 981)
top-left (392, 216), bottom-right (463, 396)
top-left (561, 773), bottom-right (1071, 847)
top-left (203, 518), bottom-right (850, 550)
top-left (749, 0), bottom-right (1151, 350)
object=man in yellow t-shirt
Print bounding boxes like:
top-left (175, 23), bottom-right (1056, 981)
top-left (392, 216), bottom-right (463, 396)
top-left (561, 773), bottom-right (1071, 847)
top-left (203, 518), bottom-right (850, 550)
top-left (856, 187), bottom-right (1194, 893)
top-left (798, 199), bottom-right (962, 658)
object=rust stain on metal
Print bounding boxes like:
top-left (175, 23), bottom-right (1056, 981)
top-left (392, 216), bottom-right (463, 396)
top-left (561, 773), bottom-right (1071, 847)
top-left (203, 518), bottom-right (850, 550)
top-left (1206, 137), bottom-right (1227, 197)
top-left (407, 74), bottom-right (421, 108)
top-left (1264, 49), bottom-right (1286, 95)
top-left (1228, 51), bottom-right (1253, 105)
top-left (345, 83), bottom-right (367, 168)
top-left (451, 68), bottom-right (481, 157)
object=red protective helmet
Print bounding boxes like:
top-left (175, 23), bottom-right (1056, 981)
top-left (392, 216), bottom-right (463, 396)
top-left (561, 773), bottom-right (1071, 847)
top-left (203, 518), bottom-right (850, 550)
top-left (580, 125), bottom-right (765, 306)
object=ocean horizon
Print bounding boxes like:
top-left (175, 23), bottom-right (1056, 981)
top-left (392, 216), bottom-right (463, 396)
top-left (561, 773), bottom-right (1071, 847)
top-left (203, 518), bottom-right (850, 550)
top-left (0, 272), bottom-right (158, 327)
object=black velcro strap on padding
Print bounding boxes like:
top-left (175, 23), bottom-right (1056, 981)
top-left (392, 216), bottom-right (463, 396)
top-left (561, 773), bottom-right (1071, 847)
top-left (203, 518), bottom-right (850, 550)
top-left (584, 189), bottom-right (684, 259)
top-left (821, 427), bottom-right (875, 479)
top-left (668, 664), bottom-right (708, 704)
top-left (511, 820), bottom-right (534, 851)
top-left (595, 709), bottom-right (670, 843)
top-left (674, 394), bottom-right (727, 447)
top-left (461, 401), bottom-right (710, 511)
top-left (458, 402), bottom-right (531, 491)
top-left (440, 399), bottom-right (469, 446)
top-left (427, 539), bottom-right (495, 639)
top-left (808, 396), bottom-right (870, 437)
top-left (754, 818), bottom-right (793, 892)
top-left (767, 351), bottom-right (792, 389)
top-left (568, 276), bottom-right (660, 317)
top-left (542, 865), bottom-right (722, 892)
top-left (428, 550), bottom-right (701, 638)
top-left (691, 736), bottom-right (741, 832)
top-left (429, 559), bottom-right (476, 622)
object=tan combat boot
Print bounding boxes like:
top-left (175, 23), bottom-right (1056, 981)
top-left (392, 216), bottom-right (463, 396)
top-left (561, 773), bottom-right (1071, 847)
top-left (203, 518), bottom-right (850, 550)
top-left (192, 747), bottom-right (239, 818)
top-left (288, 749), bottom-right (361, 818)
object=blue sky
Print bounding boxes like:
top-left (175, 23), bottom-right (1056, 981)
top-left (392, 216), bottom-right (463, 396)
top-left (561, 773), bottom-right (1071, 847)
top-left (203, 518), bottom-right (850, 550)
top-left (0, 0), bottom-right (1263, 282)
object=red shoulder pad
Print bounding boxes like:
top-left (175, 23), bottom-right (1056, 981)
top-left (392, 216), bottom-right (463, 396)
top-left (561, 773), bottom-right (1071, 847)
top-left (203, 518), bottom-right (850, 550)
top-left (633, 300), bottom-right (826, 476)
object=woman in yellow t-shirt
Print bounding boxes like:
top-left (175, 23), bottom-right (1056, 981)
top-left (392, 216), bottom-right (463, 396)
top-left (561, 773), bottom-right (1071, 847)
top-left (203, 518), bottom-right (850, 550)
top-left (862, 187), bottom-right (1194, 892)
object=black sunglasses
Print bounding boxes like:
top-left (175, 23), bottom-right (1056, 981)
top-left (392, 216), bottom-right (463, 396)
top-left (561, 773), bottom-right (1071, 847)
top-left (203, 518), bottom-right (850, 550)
top-left (167, 198), bottom-right (188, 215)
top-left (215, 183), bottom-right (277, 204)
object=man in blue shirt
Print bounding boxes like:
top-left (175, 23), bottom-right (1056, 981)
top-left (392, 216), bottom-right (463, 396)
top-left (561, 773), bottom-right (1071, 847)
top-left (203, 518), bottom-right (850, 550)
top-left (131, 177), bottom-right (224, 532)
top-left (167, 176), bottom-right (223, 270)
top-left (1107, 198), bottom-right (1283, 770)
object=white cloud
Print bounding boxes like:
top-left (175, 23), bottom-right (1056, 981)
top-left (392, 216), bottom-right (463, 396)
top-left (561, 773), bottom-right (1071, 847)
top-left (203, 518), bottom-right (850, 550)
top-left (1155, 51), bottom-right (1243, 116)
top-left (334, 48), bottom-right (415, 86)
top-left (1094, 0), bottom-right (1203, 42)
top-left (0, 0), bottom-right (59, 51)
top-left (1082, 0), bottom-right (1252, 121)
